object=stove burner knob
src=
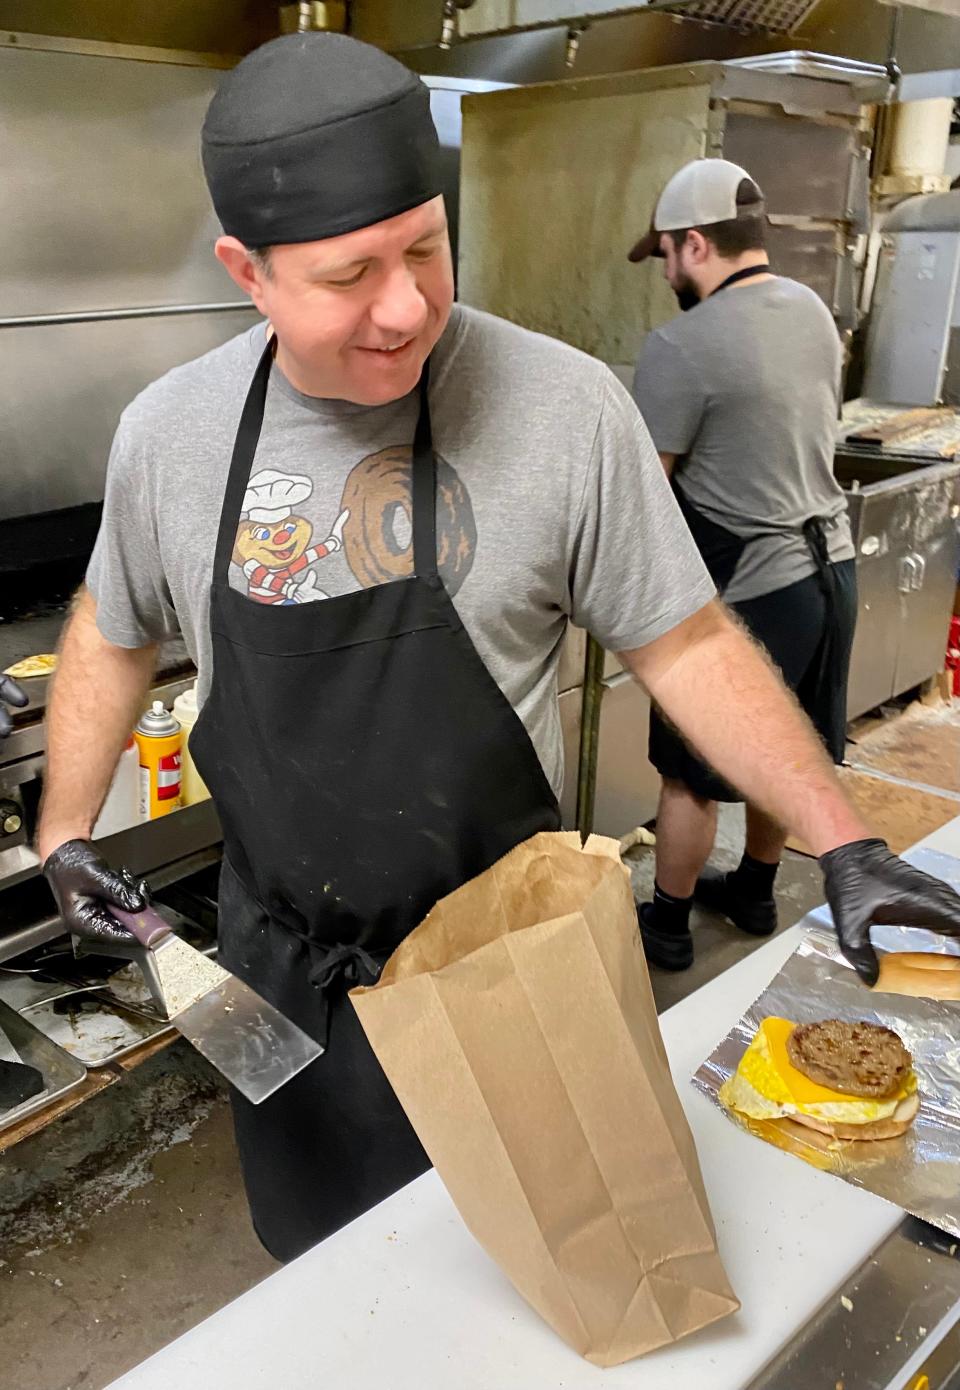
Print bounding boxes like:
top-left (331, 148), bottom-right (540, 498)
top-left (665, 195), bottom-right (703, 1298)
top-left (0, 800), bottom-right (22, 836)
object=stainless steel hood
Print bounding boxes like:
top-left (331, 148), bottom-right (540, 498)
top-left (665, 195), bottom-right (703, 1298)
top-left (452, 0), bottom-right (823, 40)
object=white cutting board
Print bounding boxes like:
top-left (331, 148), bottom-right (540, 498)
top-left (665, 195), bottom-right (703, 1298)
top-left (107, 904), bottom-right (926, 1390)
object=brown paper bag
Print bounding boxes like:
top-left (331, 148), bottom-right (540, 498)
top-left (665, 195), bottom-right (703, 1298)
top-left (351, 831), bottom-right (738, 1367)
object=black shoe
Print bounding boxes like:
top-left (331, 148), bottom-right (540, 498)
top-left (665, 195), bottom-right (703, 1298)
top-left (694, 868), bottom-right (777, 938)
top-left (637, 902), bottom-right (694, 971)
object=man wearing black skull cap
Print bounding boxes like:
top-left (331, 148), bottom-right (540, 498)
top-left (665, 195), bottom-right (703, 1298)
top-left (38, 34), bottom-right (960, 1261)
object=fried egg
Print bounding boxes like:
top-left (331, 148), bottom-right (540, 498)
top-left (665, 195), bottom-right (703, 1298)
top-left (719, 1017), bottom-right (917, 1126)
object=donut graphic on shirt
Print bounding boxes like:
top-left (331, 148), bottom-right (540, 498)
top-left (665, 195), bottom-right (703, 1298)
top-left (340, 445), bottom-right (476, 596)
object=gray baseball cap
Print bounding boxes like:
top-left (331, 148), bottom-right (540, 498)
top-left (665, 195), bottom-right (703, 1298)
top-left (628, 158), bottom-right (764, 263)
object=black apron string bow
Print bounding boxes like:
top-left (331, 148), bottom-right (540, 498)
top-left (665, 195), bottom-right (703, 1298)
top-left (307, 941), bottom-right (383, 993)
top-left (306, 942), bottom-right (384, 1048)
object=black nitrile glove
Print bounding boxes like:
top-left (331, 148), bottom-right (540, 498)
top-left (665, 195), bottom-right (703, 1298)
top-left (0, 675), bottom-right (28, 738)
top-left (43, 839), bottom-right (148, 946)
top-left (821, 837), bottom-right (960, 985)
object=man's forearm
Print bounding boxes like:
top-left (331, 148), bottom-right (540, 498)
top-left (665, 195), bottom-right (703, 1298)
top-left (39, 588), bottom-right (157, 862)
top-left (620, 601), bottom-right (869, 856)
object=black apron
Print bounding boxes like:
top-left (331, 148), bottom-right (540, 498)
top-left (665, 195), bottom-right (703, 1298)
top-left (190, 341), bottom-right (561, 1261)
top-left (673, 260), bottom-right (845, 704)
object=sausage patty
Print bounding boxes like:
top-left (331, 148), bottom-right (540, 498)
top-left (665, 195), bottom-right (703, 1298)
top-left (786, 1019), bottom-right (912, 1099)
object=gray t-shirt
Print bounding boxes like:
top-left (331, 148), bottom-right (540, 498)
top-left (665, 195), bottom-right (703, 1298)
top-left (631, 277), bottom-right (854, 603)
top-left (88, 304), bottom-right (714, 797)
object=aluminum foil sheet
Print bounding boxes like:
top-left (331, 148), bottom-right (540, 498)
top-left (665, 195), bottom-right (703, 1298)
top-left (693, 847), bottom-right (960, 1239)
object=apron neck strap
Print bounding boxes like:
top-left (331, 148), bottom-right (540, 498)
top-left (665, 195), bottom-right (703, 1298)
top-left (213, 334), bottom-right (438, 583)
top-left (411, 358), bottom-right (438, 579)
top-left (213, 336), bottom-right (276, 582)
top-left (710, 263), bottom-right (772, 297)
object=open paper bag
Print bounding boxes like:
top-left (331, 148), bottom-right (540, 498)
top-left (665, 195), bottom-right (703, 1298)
top-left (352, 831), bottom-right (738, 1366)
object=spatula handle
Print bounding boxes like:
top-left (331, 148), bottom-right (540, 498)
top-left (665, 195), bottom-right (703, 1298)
top-left (109, 904), bottom-right (172, 950)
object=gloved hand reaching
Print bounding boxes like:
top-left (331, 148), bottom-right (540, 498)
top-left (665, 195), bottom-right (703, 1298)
top-left (0, 674), bottom-right (28, 738)
top-left (821, 837), bottom-right (960, 985)
top-left (43, 839), bottom-right (148, 946)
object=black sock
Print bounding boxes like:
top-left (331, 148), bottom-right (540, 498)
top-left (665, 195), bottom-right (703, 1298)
top-left (730, 852), bottom-right (779, 899)
top-left (649, 882), bottom-right (693, 933)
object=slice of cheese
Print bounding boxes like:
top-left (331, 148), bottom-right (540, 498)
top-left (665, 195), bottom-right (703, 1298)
top-left (762, 1017), bottom-right (911, 1105)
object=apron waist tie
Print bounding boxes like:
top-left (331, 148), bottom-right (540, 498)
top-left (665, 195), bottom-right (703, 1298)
top-left (802, 516), bottom-right (840, 694)
top-left (306, 941), bottom-right (384, 1048)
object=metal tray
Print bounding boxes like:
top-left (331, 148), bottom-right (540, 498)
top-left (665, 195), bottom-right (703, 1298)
top-left (725, 50), bottom-right (889, 83)
top-left (19, 991), bottom-right (172, 1068)
top-left (0, 995), bottom-right (86, 1133)
top-left (0, 969), bottom-right (172, 1068)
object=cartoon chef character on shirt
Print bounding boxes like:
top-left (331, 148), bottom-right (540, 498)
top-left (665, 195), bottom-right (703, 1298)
top-left (232, 469), bottom-right (350, 605)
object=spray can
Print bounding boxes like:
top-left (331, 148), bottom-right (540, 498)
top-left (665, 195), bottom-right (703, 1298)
top-left (135, 701), bottom-right (182, 820)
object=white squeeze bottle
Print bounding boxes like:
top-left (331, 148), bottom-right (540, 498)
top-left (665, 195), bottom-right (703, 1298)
top-left (93, 737), bottom-right (140, 838)
top-left (172, 684), bottom-right (210, 806)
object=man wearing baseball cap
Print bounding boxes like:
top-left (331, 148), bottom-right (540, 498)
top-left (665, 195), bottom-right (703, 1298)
top-left (630, 158), bottom-right (858, 971)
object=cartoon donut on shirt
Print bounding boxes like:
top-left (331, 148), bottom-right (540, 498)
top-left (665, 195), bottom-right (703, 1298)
top-left (233, 470), bottom-right (349, 605)
top-left (340, 445), bottom-right (476, 596)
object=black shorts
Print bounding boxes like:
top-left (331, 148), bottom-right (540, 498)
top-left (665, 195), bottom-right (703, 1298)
top-left (648, 560), bottom-right (857, 804)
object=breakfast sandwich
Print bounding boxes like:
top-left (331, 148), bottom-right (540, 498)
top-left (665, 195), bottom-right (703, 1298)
top-left (720, 1017), bottom-right (918, 1141)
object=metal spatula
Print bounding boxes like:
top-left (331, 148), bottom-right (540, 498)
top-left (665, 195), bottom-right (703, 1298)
top-left (0, 1023), bottom-right (22, 1067)
top-left (110, 905), bottom-right (323, 1105)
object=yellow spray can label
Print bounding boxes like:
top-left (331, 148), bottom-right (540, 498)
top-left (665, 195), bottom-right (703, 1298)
top-left (135, 701), bottom-right (182, 820)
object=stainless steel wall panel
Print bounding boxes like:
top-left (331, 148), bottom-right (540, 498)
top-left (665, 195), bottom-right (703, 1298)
top-left (459, 78), bottom-right (711, 363)
top-left (722, 110), bottom-right (861, 222)
top-left (1, 309), bottom-right (260, 517)
top-left (765, 225), bottom-right (842, 310)
top-left (864, 231), bottom-right (960, 406)
top-left (0, 48), bottom-right (241, 318)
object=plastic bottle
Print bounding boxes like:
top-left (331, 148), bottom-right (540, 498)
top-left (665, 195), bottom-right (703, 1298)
top-left (135, 702), bottom-right (182, 820)
top-left (93, 737), bottom-right (140, 838)
top-left (171, 684), bottom-right (210, 806)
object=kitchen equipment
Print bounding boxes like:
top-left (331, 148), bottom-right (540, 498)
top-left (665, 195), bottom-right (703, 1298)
top-left (832, 453), bottom-right (960, 718)
top-left (109, 904), bottom-right (323, 1106)
top-left (0, 996), bottom-right (86, 1135)
top-left (864, 191), bottom-right (960, 409)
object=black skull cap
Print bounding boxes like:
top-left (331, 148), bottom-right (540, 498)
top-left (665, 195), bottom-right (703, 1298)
top-left (201, 33), bottom-right (442, 248)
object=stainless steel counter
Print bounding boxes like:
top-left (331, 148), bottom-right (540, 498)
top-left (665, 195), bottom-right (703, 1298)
top-left (750, 1218), bottom-right (960, 1390)
top-left (837, 458), bottom-right (960, 720)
